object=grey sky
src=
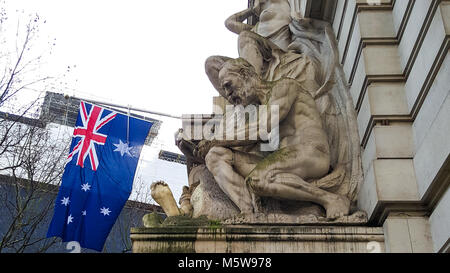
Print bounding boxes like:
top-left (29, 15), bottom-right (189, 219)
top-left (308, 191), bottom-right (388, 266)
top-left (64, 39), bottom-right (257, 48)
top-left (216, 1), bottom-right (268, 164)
top-left (2, 0), bottom-right (249, 202)
top-left (4, 0), bottom-right (247, 115)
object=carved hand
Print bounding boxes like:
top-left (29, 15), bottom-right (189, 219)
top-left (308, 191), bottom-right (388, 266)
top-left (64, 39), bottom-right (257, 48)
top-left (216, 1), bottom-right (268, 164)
top-left (194, 140), bottom-right (216, 159)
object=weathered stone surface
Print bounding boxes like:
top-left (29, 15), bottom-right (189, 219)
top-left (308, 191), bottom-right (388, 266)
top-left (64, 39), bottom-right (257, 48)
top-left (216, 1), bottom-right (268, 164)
top-left (190, 165), bottom-right (240, 220)
top-left (162, 215), bottom-right (213, 227)
top-left (142, 212), bottom-right (163, 228)
top-left (383, 214), bottom-right (434, 253)
top-left (188, 165), bottom-right (370, 224)
top-left (223, 211), bottom-right (368, 225)
top-left (131, 225), bottom-right (385, 253)
top-left (358, 159), bottom-right (421, 218)
top-left (358, 10), bottom-right (396, 38)
top-left (162, 0), bottom-right (365, 224)
top-left (150, 181), bottom-right (180, 217)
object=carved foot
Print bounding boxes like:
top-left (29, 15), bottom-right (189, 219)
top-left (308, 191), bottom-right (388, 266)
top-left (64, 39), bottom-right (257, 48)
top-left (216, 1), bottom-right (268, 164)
top-left (324, 195), bottom-right (350, 219)
top-left (179, 186), bottom-right (193, 216)
top-left (150, 181), bottom-right (181, 217)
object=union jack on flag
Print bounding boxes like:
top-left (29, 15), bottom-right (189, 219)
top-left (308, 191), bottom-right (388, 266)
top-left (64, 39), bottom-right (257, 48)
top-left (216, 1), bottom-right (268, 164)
top-left (67, 102), bottom-right (117, 171)
top-left (47, 101), bottom-right (153, 251)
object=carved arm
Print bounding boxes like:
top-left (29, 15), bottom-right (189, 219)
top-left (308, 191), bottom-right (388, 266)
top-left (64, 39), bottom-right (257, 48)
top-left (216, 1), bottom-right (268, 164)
top-left (225, 6), bottom-right (257, 35)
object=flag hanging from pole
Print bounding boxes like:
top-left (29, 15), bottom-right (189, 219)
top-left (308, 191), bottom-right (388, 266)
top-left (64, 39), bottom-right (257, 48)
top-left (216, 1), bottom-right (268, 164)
top-left (47, 101), bottom-right (152, 251)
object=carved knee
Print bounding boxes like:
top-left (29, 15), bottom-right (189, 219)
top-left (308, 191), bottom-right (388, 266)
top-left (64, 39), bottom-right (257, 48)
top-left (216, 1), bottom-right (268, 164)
top-left (238, 31), bottom-right (255, 45)
top-left (245, 168), bottom-right (272, 196)
top-left (238, 31), bottom-right (261, 54)
top-left (205, 146), bottom-right (232, 173)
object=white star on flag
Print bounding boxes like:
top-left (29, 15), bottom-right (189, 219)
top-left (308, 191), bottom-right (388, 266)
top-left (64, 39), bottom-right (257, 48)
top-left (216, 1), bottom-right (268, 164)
top-left (67, 214), bottom-right (74, 224)
top-left (61, 197), bottom-right (70, 206)
top-left (100, 207), bottom-right (111, 216)
top-left (81, 183), bottom-right (91, 192)
top-left (113, 140), bottom-right (132, 157)
top-left (82, 210), bottom-right (87, 216)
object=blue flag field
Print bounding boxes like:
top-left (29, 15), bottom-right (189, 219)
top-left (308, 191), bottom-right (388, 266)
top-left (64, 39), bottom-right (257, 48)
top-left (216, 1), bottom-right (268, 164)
top-left (47, 101), bottom-right (152, 251)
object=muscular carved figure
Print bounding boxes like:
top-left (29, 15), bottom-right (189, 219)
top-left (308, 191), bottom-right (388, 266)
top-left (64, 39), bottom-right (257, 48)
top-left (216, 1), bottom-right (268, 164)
top-left (227, 0), bottom-right (289, 77)
top-left (170, 0), bottom-right (362, 222)
top-left (199, 57), bottom-right (350, 219)
top-left (225, 0), bottom-right (325, 97)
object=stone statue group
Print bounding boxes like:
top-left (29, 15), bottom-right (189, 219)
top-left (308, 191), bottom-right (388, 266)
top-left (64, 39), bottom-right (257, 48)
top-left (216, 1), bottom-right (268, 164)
top-left (152, 0), bottom-right (366, 224)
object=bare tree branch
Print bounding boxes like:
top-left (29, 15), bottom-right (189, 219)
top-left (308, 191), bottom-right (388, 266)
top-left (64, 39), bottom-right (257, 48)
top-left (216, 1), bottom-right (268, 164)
top-left (0, 6), bottom-right (69, 253)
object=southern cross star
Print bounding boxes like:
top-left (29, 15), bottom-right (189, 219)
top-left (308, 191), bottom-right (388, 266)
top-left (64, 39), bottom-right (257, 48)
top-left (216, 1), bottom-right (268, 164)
top-left (67, 214), bottom-right (74, 224)
top-left (82, 210), bottom-right (87, 216)
top-left (100, 207), bottom-right (111, 216)
top-left (113, 140), bottom-right (132, 157)
top-left (61, 197), bottom-right (70, 206)
top-left (81, 183), bottom-right (91, 192)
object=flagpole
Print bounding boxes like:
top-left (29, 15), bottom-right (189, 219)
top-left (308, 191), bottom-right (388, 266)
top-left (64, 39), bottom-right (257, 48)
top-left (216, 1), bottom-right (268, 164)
top-left (66, 95), bottom-right (182, 120)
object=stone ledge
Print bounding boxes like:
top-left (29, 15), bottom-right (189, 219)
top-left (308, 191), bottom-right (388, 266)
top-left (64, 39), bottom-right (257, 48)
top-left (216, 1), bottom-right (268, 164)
top-left (222, 211), bottom-right (368, 226)
top-left (339, 0), bottom-right (396, 66)
top-left (131, 225), bottom-right (385, 253)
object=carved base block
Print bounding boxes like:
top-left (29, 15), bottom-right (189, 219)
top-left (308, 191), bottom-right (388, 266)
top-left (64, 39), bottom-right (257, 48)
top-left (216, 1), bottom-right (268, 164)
top-left (130, 225), bottom-right (385, 253)
top-left (223, 211), bottom-right (368, 225)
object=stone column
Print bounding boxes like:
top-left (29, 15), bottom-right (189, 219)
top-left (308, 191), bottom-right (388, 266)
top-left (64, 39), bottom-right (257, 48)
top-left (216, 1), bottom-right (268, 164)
top-left (383, 213), bottom-right (434, 253)
top-left (332, 0), bottom-right (450, 252)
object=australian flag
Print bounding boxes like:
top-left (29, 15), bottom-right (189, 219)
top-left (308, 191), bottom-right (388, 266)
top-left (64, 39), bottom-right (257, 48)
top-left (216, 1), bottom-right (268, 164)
top-left (47, 101), bottom-right (152, 251)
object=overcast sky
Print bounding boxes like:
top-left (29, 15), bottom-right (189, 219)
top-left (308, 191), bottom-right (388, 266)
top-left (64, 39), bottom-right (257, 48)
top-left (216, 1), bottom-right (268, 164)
top-left (2, 0), bottom-right (249, 203)
top-left (4, 0), bottom-right (247, 116)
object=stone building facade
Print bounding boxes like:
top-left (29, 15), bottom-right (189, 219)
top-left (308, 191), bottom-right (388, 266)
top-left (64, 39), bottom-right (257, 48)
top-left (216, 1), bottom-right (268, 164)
top-left (318, 0), bottom-right (449, 253)
top-left (131, 0), bottom-right (449, 253)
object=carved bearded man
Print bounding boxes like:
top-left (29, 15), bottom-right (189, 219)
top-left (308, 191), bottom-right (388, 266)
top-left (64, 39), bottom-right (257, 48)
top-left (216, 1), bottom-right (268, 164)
top-left (171, 0), bottom-right (363, 221)
top-left (199, 57), bottom-right (351, 219)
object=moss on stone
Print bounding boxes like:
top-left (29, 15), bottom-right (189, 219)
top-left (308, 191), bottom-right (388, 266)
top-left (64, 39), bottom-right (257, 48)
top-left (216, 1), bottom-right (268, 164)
top-left (207, 219), bottom-right (222, 230)
top-left (159, 241), bottom-right (195, 253)
top-left (246, 148), bottom-right (292, 180)
top-left (162, 215), bottom-right (211, 227)
top-left (142, 212), bottom-right (163, 228)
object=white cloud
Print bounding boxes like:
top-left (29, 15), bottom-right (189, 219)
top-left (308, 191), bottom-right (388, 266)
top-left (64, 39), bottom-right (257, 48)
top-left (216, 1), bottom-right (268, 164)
top-left (3, 0), bottom-right (247, 115)
top-left (3, 0), bottom-right (249, 204)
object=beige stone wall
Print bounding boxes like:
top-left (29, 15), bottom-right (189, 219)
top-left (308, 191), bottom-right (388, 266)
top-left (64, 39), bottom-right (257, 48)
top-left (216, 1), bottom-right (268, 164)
top-left (331, 0), bottom-right (450, 253)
